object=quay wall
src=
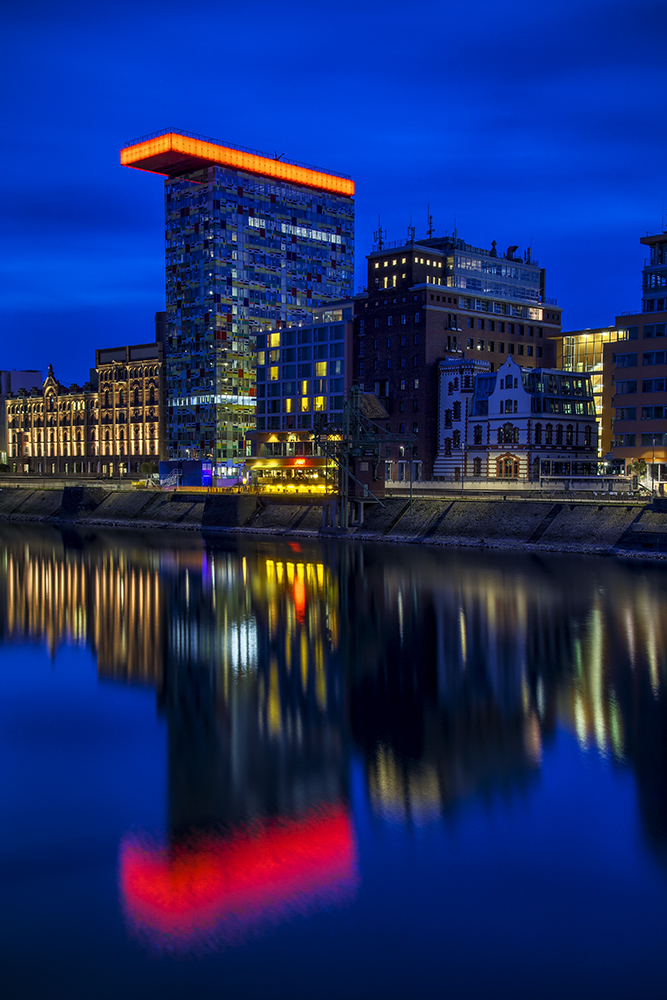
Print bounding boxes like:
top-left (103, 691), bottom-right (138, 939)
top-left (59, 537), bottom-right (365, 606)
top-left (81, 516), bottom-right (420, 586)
top-left (0, 486), bottom-right (665, 557)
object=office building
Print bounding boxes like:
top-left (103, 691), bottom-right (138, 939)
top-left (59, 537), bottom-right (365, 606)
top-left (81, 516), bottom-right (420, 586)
top-left (354, 233), bottom-right (561, 481)
top-left (549, 326), bottom-right (628, 456)
top-left (5, 344), bottom-right (165, 477)
top-left (247, 301), bottom-right (353, 490)
top-left (121, 130), bottom-right (355, 471)
top-left (608, 231), bottom-right (667, 486)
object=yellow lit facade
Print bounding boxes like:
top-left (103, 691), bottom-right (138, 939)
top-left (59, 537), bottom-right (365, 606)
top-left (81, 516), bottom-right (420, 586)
top-left (6, 344), bottom-right (166, 478)
top-left (550, 326), bottom-right (628, 455)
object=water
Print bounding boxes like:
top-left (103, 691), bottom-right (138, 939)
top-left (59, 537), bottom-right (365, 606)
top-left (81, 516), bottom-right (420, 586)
top-left (1, 524), bottom-right (667, 999)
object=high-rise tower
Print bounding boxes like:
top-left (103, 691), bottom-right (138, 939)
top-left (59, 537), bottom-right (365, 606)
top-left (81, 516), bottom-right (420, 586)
top-left (121, 130), bottom-right (355, 467)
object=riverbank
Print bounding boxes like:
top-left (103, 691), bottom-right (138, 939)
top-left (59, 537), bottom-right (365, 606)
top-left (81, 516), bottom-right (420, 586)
top-left (1, 484), bottom-right (666, 558)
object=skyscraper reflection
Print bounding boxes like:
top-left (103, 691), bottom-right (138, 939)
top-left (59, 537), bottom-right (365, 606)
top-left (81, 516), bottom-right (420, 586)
top-left (2, 524), bottom-right (667, 950)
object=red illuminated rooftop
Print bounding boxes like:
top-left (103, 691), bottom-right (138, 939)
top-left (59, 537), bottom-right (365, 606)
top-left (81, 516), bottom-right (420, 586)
top-left (121, 129), bottom-right (355, 197)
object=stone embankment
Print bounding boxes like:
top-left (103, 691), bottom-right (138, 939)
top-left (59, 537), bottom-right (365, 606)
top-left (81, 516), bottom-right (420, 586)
top-left (1, 485), bottom-right (666, 557)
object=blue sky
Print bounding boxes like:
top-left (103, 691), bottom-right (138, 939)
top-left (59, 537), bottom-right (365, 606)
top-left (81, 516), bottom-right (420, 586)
top-left (2, 0), bottom-right (666, 383)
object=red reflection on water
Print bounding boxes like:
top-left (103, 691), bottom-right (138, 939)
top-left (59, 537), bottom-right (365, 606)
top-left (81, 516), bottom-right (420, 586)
top-left (119, 804), bottom-right (357, 950)
top-left (293, 577), bottom-right (306, 623)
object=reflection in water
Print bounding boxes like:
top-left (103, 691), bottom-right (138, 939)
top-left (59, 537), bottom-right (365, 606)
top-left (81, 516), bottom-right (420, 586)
top-left (2, 524), bottom-right (667, 952)
top-left (120, 804), bottom-right (357, 950)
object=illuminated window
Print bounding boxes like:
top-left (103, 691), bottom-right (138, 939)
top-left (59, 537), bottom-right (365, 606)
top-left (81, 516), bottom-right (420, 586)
top-left (301, 397), bottom-right (310, 412)
top-left (269, 367), bottom-right (279, 381)
top-left (314, 396), bottom-right (326, 411)
top-left (374, 262), bottom-right (379, 269)
top-left (392, 259), bottom-right (397, 265)
top-left (401, 257), bottom-right (406, 264)
top-left (301, 380), bottom-right (309, 395)
top-left (256, 351), bottom-right (266, 366)
top-left (392, 275), bottom-right (397, 287)
top-left (315, 361), bottom-right (327, 376)
top-left (285, 398), bottom-right (293, 413)
top-left (383, 260), bottom-right (388, 267)
top-left (269, 332), bottom-right (280, 348)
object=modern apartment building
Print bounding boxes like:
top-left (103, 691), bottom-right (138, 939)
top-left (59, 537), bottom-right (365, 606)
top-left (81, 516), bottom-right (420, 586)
top-left (5, 344), bottom-right (165, 477)
top-left (121, 130), bottom-right (355, 471)
top-left (354, 233), bottom-right (561, 480)
top-left (247, 301), bottom-right (353, 490)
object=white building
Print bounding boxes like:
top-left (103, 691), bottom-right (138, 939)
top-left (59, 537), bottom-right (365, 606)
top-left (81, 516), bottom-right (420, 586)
top-left (433, 355), bottom-right (491, 480)
top-left (435, 356), bottom-right (598, 481)
top-left (467, 356), bottom-right (598, 480)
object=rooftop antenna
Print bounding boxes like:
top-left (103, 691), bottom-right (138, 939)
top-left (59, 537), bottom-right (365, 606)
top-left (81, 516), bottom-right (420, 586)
top-left (373, 214), bottom-right (386, 251)
top-left (274, 151), bottom-right (284, 161)
top-left (453, 216), bottom-right (457, 239)
top-left (426, 203), bottom-right (434, 238)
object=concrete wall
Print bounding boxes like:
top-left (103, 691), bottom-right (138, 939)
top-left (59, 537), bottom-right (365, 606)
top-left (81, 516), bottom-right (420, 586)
top-left (0, 486), bottom-right (663, 556)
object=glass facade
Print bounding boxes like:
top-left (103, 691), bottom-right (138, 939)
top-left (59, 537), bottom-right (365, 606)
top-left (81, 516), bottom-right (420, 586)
top-left (254, 306), bottom-right (352, 433)
top-left (165, 168), bottom-right (354, 465)
top-left (641, 234), bottom-right (667, 312)
top-left (556, 326), bottom-right (628, 454)
top-left (122, 131), bottom-right (354, 468)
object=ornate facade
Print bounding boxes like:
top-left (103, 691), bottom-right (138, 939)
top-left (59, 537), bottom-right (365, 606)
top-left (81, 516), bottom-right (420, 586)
top-left (5, 343), bottom-right (165, 478)
top-left (435, 355), bottom-right (598, 481)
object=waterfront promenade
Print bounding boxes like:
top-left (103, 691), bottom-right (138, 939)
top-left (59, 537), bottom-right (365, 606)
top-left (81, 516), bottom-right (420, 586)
top-left (0, 485), bottom-right (666, 558)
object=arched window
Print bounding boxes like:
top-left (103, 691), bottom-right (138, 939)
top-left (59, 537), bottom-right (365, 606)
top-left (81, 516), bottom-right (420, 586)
top-left (453, 430), bottom-right (461, 448)
top-left (474, 425), bottom-right (483, 444)
top-left (545, 424), bottom-right (553, 444)
top-left (534, 423), bottom-right (542, 444)
top-left (500, 400), bottom-right (504, 414)
top-left (445, 409), bottom-right (453, 428)
top-left (500, 378), bottom-right (504, 389)
top-left (119, 390), bottom-right (124, 407)
top-left (584, 425), bottom-right (592, 447)
top-left (556, 424), bottom-right (563, 446)
top-left (513, 400), bottom-right (518, 414)
top-left (453, 401), bottom-right (461, 420)
top-left (444, 438), bottom-right (452, 456)
top-left (566, 424), bottom-right (573, 445)
top-left (473, 457), bottom-right (482, 476)
top-left (104, 390), bottom-right (110, 407)
top-left (133, 387), bottom-right (140, 406)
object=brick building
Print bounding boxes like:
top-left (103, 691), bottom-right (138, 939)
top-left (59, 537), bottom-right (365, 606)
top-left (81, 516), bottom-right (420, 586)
top-left (353, 233), bottom-right (561, 480)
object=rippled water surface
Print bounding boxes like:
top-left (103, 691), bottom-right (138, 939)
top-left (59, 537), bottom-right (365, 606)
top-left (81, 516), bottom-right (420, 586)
top-left (2, 524), bottom-right (667, 999)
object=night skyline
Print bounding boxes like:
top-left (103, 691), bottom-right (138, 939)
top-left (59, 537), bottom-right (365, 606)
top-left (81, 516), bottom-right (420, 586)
top-left (2, 0), bottom-right (667, 383)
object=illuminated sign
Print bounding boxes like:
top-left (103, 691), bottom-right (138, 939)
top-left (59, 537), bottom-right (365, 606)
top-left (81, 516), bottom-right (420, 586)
top-left (121, 133), bottom-right (355, 197)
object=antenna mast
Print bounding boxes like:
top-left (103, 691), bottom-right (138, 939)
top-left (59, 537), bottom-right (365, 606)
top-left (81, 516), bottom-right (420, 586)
top-left (373, 214), bottom-right (387, 251)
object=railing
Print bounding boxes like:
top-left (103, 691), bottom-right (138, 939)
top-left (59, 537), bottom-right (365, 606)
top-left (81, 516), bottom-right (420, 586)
top-left (124, 128), bottom-right (352, 180)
